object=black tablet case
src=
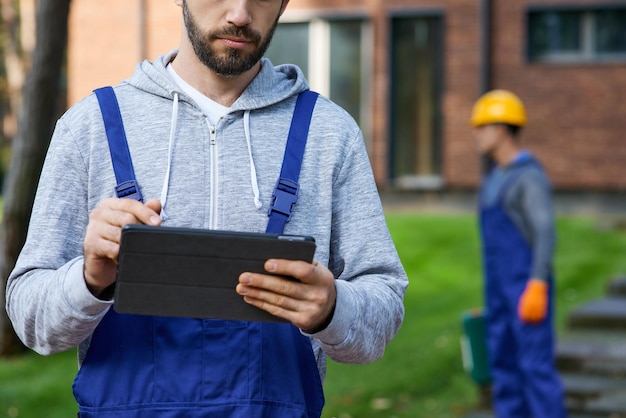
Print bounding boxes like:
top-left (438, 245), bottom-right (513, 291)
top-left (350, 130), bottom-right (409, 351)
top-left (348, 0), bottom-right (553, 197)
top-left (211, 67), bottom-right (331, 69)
top-left (113, 224), bottom-right (316, 322)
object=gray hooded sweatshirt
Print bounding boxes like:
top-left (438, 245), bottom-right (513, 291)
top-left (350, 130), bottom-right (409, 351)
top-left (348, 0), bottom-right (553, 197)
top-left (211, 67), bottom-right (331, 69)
top-left (6, 51), bottom-right (408, 379)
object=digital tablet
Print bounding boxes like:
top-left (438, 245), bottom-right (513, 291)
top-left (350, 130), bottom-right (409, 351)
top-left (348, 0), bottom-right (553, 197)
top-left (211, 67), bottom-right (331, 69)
top-left (113, 224), bottom-right (316, 322)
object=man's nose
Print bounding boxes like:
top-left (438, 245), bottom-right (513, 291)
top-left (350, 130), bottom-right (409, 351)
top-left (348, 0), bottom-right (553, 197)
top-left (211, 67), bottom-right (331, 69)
top-left (226, 0), bottom-right (253, 27)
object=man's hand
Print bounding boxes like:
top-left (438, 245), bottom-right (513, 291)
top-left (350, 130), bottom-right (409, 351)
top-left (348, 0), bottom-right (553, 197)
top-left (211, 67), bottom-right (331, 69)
top-left (83, 198), bottom-right (162, 298)
top-left (236, 259), bottom-right (336, 333)
top-left (518, 278), bottom-right (548, 323)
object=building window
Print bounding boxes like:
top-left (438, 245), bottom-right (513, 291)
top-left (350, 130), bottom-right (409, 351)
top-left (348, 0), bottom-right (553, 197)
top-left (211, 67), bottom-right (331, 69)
top-left (265, 18), bottom-right (372, 149)
top-left (389, 15), bottom-right (443, 189)
top-left (528, 7), bottom-right (626, 63)
top-left (265, 22), bottom-right (309, 73)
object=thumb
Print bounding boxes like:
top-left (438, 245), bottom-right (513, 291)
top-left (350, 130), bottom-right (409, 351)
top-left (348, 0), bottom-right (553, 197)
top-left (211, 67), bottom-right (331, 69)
top-left (144, 198), bottom-right (162, 215)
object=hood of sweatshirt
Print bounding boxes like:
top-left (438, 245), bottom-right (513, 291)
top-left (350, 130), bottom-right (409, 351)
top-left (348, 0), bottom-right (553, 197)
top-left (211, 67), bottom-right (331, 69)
top-left (121, 49), bottom-right (311, 217)
top-left (125, 49), bottom-right (310, 112)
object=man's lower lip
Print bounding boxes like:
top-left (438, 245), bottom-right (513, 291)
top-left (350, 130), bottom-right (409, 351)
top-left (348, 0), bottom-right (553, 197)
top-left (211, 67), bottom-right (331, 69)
top-left (220, 38), bottom-right (250, 49)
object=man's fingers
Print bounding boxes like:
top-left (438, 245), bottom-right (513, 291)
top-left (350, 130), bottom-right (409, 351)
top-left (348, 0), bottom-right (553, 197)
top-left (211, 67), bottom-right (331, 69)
top-left (144, 198), bottom-right (162, 219)
top-left (91, 198), bottom-right (161, 228)
top-left (264, 259), bottom-right (317, 283)
top-left (86, 198), bottom-right (162, 255)
top-left (238, 272), bottom-right (299, 299)
top-left (83, 198), bottom-right (162, 297)
top-left (237, 259), bottom-right (336, 331)
top-left (91, 220), bottom-right (124, 245)
top-left (84, 233), bottom-right (120, 263)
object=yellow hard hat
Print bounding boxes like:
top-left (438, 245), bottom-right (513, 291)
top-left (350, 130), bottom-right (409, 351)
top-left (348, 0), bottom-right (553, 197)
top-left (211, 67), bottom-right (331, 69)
top-left (470, 89), bottom-right (527, 127)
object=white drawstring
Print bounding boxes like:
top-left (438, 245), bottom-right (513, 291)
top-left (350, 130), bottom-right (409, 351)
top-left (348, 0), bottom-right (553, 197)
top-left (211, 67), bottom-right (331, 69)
top-left (159, 92), bottom-right (180, 221)
top-left (244, 110), bottom-right (263, 209)
top-left (159, 94), bottom-right (262, 217)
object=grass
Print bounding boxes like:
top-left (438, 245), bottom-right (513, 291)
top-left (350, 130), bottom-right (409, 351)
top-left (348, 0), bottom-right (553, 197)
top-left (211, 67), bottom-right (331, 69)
top-left (1, 213), bottom-right (625, 418)
top-left (0, 350), bottom-right (77, 418)
top-left (322, 214), bottom-right (626, 418)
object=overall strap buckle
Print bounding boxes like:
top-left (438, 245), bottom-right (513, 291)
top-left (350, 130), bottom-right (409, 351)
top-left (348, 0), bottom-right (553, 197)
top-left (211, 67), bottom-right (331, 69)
top-left (115, 180), bottom-right (143, 201)
top-left (268, 178), bottom-right (300, 221)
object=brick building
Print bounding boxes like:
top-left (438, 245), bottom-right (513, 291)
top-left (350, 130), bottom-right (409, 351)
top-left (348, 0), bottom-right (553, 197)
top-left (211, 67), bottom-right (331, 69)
top-left (66, 0), bottom-right (626, 192)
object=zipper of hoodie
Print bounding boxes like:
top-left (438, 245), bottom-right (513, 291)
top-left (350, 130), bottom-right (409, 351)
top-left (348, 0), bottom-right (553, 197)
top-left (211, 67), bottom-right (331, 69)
top-left (208, 122), bottom-right (218, 229)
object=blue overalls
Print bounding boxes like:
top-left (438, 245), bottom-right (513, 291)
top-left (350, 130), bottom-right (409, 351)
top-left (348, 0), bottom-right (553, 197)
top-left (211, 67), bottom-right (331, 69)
top-left (73, 88), bottom-right (325, 417)
top-left (479, 158), bottom-right (566, 418)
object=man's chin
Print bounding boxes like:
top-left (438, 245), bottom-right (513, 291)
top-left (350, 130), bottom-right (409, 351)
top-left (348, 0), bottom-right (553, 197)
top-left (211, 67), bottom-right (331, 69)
top-left (206, 60), bottom-right (258, 78)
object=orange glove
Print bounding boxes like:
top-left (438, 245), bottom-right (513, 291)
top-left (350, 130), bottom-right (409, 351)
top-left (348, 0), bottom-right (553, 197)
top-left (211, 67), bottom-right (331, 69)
top-left (518, 279), bottom-right (548, 323)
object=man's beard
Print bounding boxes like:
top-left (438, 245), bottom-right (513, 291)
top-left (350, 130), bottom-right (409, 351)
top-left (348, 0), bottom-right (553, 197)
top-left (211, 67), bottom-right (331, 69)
top-left (182, 0), bottom-right (279, 77)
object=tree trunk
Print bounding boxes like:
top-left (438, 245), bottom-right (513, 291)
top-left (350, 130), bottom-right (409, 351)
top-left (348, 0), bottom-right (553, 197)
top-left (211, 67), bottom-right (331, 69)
top-left (0, 0), bottom-right (28, 187)
top-left (1, 0), bottom-right (27, 140)
top-left (0, 0), bottom-right (71, 356)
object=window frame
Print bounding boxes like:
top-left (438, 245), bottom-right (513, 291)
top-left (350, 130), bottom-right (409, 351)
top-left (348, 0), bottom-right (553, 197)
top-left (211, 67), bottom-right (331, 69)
top-left (387, 9), bottom-right (445, 190)
top-left (526, 3), bottom-right (626, 64)
top-left (270, 11), bottom-right (374, 151)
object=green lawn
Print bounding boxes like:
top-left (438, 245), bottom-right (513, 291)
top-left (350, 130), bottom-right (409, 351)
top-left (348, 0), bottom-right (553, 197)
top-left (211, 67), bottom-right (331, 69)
top-left (1, 213), bottom-right (625, 418)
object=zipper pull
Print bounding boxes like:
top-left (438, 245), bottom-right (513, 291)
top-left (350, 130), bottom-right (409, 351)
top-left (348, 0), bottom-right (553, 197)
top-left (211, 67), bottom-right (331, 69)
top-left (210, 125), bottom-right (216, 145)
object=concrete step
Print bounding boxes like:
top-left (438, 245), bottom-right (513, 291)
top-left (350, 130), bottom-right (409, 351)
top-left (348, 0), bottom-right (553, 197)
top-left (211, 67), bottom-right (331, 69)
top-left (562, 373), bottom-right (626, 398)
top-left (607, 277), bottom-right (626, 297)
top-left (562, 373), bottom-right (626, 412)
top-left (571, 390), bottom-right (626, 417)
top-left (461, 411), bottom-right (607, 418)
top-left (557, 331), bottom-right (626, 375)
top-left (567, 297), bottom-right (626, 330)
top-left (460, 374), bottom-right (626, 417)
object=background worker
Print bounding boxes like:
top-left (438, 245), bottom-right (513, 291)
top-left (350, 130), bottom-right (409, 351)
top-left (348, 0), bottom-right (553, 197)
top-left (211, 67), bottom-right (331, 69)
top-left (471, 89), bottom-right (567, 418)
top-left (5, 0), bottom-right (408, 416)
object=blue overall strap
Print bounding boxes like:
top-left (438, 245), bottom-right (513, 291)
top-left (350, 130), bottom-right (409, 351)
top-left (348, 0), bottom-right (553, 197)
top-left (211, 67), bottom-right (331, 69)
top-left (266, 90), bottom-right (319, 234)
top-left (94, 86), bottom-right (143, 202)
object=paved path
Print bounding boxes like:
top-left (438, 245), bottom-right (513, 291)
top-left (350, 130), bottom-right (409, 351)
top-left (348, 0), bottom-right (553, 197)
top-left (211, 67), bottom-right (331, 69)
top-left (380, 190), bottom-right (626, 217)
